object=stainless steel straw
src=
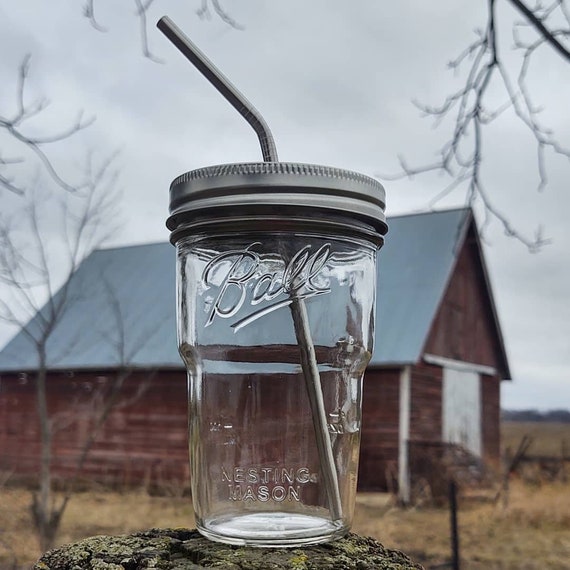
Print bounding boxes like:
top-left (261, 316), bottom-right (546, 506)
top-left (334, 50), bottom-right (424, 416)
top-left (157, 15), bottom-right (343, 521)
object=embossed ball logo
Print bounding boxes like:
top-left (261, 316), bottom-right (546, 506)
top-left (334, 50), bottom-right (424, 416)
top-left (202, 242), bottom-right (332, 330)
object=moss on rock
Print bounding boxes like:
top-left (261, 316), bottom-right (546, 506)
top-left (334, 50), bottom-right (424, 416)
top-left (35, 529), bottom-right (424, 570)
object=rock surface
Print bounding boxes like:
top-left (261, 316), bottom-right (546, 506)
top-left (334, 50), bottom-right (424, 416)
top-left (34, 529), bottom-right (424, 570)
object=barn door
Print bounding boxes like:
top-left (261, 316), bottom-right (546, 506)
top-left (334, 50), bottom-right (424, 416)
top-left (442, 367), bottom-right (481, 456)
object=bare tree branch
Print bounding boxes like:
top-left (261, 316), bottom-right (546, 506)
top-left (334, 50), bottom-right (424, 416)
top-left (196, 0), bottom-right (244, 30)
top-left (380, 0), bottom-right (570, 251)
top-left (0, 57), bottom-right (96, 195)
top-left (133, 0), bottom-right (163, 62)
top-left (26, 271), bottom-right (158, 547)
top-left (0, 154), bottom-right (119, 345)
top-left (508, 0), bottom-right (570, 61)
top-left (84, 0), bottom-right (242, 61)
top-left (83, 0), bottom-right (108, 32)
top-left (0, 152), bottom-right (122, 552)
top-left (0, 172), bottom-right (25, 196)
top-left (52, 369), bottom-right (155, 524)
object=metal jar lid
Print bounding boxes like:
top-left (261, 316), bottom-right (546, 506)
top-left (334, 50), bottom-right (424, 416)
top-left (167, 162), bottom-right (387, 237)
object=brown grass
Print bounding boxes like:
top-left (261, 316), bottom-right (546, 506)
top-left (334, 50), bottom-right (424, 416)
top-left (502, 421), bottom-right (570, 457)
top-left (1, 480), bottom-right (569, 570)
top-left (0, 487), bottom-right (197, 569)
top-left (355, 481), bottom-right (570, 569)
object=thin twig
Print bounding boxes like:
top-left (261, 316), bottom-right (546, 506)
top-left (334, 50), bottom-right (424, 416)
top-left (83, 0), bottom-right (108, 31)
top-left (0, 57), bottom-right (96, 195)
top-left (508, 0), bottom-right (570, 61)
top-left (133, 0), bottom-right (163, 62)
top-left (197, 0), bottom-right (243, 29)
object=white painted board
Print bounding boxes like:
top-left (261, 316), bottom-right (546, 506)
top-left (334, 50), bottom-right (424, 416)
top-left (442, 367), bottom-right (481, 456)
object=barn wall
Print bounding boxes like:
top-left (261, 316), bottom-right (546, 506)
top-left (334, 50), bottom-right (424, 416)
top-left (409, 362), bottom-right (443, 442)
top-left (481, 373), bottom-right (501, 464)
top-left (0, 361), bottom-right (501, 494)
top-left (1, 366), bottom-right (404, 492)
top-left (358, 368), bottom-right (400, 491)
top-left (424, 229), bottom-right (506, 373)
top-left (0, 369), bottom-right (189, 488)
top-left (421, 225), bottom-right (503, 467)
top-left (403, 362), bottom-right (446, 497)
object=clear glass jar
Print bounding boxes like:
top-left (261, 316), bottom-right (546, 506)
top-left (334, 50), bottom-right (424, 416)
top-left (168, 163), bottom-right (387, 546)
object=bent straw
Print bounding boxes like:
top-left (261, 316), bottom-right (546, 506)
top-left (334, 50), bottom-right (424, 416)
top-left (157, 15), bottom-right (343, 521)
top-left (156, 17), bottom-right (277, 163)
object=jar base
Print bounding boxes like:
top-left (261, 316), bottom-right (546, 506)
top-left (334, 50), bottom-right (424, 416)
top-left (197, 512), bottom-right (348, 547)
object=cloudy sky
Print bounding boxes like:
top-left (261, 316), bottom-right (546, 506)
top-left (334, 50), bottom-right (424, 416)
top-left (0, 1), bottom-right (568, 410)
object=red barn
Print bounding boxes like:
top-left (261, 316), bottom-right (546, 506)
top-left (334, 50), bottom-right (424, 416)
top-left (359, 208), bottom-right (510, 500)
top-left (0, 207), bottom-right (510, 498)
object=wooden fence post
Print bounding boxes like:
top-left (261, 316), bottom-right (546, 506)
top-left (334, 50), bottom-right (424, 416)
top-left (449, 479), bottom-right (460, 570)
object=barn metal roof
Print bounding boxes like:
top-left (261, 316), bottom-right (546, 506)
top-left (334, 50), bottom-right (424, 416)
top-left (371, 207), bottom-right (469, 366)
top-left (0, 242), bottom-right (180, 371)
top-left (0, 208), bottom-right (505, 373)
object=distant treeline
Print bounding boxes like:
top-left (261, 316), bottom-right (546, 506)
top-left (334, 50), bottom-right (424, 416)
top-left (502, 409), bottom-right (570, 423)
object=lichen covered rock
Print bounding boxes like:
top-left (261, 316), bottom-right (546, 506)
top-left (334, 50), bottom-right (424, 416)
top-left (35, 529), bottom-right (424, 570)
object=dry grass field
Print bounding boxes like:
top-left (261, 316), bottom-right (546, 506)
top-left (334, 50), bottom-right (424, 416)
top-left (1, 421), bottom-right (569, 569)
top-left (502, 421), bottom-right (570, 457)
top-left (1, 481), bottom-right (569, 569)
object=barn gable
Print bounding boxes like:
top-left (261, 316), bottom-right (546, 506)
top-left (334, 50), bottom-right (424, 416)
top-left (422, 218), bottom-right (510, 378)
top-left (370, 208), bottom-right (509, 377)
top-left (369, 208), bottom-right (468, 366)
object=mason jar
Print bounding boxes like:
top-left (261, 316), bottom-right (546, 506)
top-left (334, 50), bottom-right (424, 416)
top-left (167, 162), bottom-right (387, 547)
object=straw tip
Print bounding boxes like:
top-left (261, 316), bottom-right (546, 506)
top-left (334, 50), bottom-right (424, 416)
top-left (156, 15), bottom-right (172, 30)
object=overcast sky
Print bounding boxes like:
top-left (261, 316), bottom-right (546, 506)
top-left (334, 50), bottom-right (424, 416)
top-left (0, 1), bottom-right (568, 410)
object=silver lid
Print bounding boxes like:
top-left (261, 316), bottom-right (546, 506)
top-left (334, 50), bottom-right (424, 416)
top-left (167, 162), bottom-right (387, 235)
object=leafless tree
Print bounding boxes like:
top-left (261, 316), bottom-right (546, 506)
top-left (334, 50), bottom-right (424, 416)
top-left (56, 274), bottom-right (162, 489)
top-left (381, 0), bottom-right (570, 251)
top-left (0, 29), bottom-right (168, 555)
top-left (0, 154), bottom-right (122, 552)
top-left (0, 156), bottom-right (165, 551)
top-left (33, 275), bottom-right (157, 551)
top-left (0, 56), bottom-right (95, 197)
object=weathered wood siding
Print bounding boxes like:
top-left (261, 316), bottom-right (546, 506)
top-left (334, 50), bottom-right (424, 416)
top-left (0, 370), bottom-right (189, 487)
top-left (2, 366), bottom-right (407, 491)
top-left (481, 373), bottom-right (500, 464)
top-left (423, 227), bottom-right (506, 373)
top-left (358, 368), bottom-right (400, 491)
top-left (409, 362), bottom-right (443, 443)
